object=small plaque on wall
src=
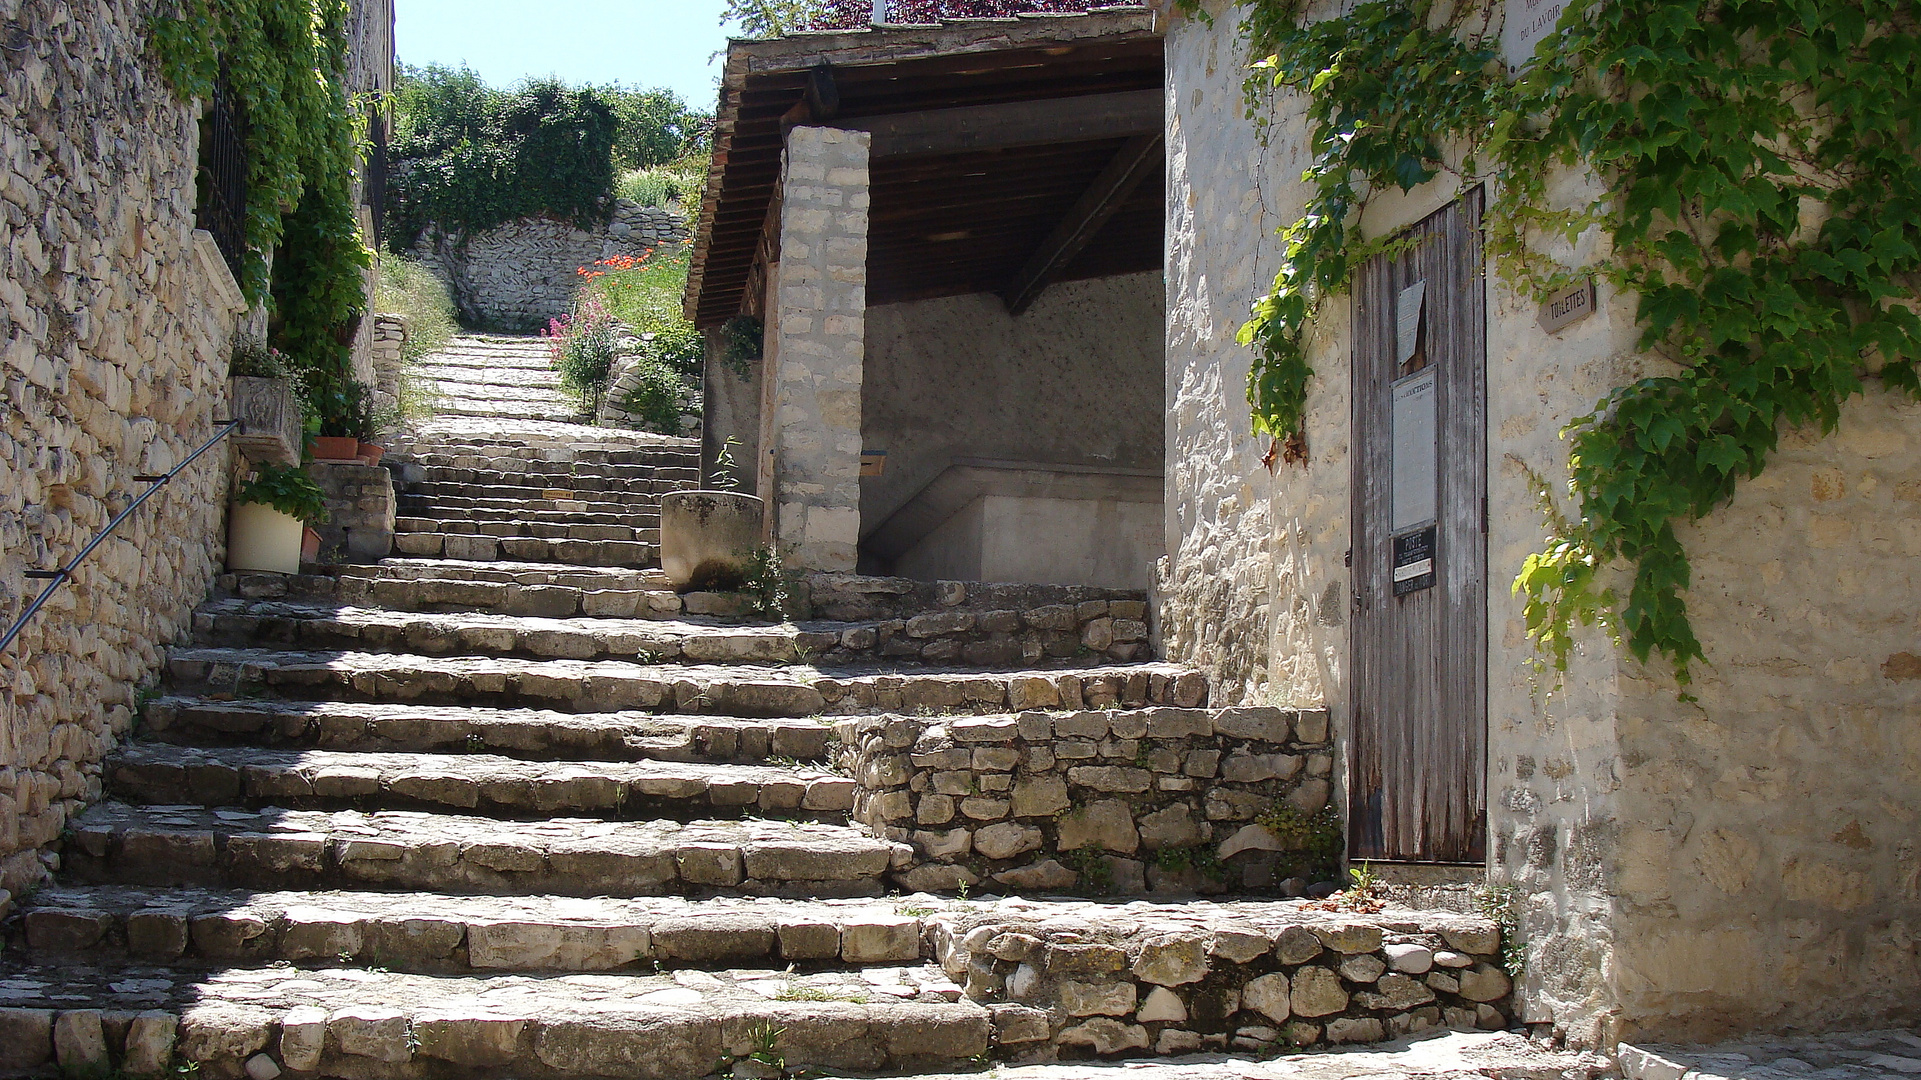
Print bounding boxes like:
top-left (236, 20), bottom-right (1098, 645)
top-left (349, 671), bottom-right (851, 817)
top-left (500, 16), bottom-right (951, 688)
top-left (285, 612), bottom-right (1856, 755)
top-left (1392, 526), bottom-right (1437, 596)
top-left (1503, 0), bottom-right (1572, 68)
top-left (1538, 278), bottom-right (1596, 334)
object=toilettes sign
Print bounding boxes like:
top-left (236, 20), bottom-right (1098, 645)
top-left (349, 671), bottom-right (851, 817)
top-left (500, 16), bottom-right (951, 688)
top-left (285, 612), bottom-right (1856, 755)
top-left (1503, 0), bottom-right (1569, 68)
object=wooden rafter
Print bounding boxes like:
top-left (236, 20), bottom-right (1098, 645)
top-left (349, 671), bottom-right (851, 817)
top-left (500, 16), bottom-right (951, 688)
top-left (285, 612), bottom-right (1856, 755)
top-left (1001, 132), bottom-right (1162, 316)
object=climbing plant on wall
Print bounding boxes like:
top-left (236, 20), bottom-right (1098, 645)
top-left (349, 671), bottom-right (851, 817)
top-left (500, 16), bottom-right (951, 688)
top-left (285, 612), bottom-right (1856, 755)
top-left (150, 0), bottom-right (373, 397)
top-left (1181, 0), bottom-right (1921, 686)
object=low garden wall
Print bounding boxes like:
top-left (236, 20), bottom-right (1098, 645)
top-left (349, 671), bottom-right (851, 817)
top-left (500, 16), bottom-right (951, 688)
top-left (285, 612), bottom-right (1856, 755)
top-left (928, 901), bottom-right (1514, 1058)
top-left (838, 706), bottom-right (1336, 896)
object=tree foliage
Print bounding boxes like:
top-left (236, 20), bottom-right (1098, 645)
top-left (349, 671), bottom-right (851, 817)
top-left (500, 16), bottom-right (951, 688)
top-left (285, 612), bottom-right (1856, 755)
top-left (150, 0), bottom-right (372, 422)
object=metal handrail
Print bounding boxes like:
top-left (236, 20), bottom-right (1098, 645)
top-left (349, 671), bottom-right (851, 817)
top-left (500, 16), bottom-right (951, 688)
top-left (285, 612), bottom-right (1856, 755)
top-left (0, 419), bottom-right (244, 658)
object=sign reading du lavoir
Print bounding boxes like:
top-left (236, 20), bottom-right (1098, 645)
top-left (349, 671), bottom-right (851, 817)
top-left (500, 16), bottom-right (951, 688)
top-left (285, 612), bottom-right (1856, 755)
top-left (1502, 0), bottom-right (1568, 67)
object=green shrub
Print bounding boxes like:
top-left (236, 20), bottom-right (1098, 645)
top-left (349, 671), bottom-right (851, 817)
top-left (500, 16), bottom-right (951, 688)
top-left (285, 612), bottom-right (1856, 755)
top-left (618, 359), bottom-right (691, 435)
top-left (374, 257), bottom-right (458, 361)
top-left (618, 165), bottom-right (703, 209)
top-left (546, 294), bottom-right (622, 401)
top-left (236, 463), bottom-right (328, 525)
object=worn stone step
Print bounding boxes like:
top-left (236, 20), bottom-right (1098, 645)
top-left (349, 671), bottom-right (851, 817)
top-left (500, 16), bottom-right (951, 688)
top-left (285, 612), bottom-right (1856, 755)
top-left (141, 698), bottom-right (835, 763)
top-left (188, 599), bottom-right (1151, 668)
top-left (400, 481), bottom-right (677, 505)
top-left (393, 513), bottom-right (658, 540)
top-left (221, 561), bottom-right (682, 619)
top-left (163, 647), bottom-right (1207, 716)
top-left (394, 508), bottom-right (661, 533)
top-left (430, 399), bottom-right (586, 423)
top-left (399, 491), bottom-right (669, 515)
top-left (390, 417), bottom-right (698, 454)
top-left (66, 803), bottom-right (902, 898)
top-left (0, 960), bottom-right (984, 1079)
top-left (190, 601), bottom-right (836, 662)
top-left (390, 532), bottom-right (656, 567)
top-left (430, 382), bottom-right (575, 404)
top-left (409, 462), bottom-right (701, 484)
top-left (15, 886), bottom-right (939, 973)
top-left (106, 745), bottom-right (856, 821)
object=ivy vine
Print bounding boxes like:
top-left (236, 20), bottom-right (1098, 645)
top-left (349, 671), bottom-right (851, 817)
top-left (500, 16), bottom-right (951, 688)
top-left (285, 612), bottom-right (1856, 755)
top-left (1185, 0), bottom-right (1921, 684)
top-left (150, 0), bottom-right (373, 402)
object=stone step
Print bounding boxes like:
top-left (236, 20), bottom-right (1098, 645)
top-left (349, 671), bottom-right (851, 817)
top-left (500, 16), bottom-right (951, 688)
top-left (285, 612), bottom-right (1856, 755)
top-left (393, 508), bottom-right (665, 533)
top-left (430, 400), bottom-right (587, 423)
top-left (391, 532), bottom-right (656, 567)
top-left (221, 561), bottom-right (683, 619)
top-left (106, 745), bottom-right (855, 821)
top-left (0, 960), bottom-right (984, 1079)
top-left (401, 482), bottom-right (678, 506)
top-left (190, 601), bottom-right (833, 663)
top-left (399, 491), bottom-right (669, 515)
top-left (394, 509), bottom-right (660, 534)
top-left (187, 600), bottom-right (1148, 668)
top-left (403, 447), bottom-right (701, 468)
top-left (429, 381), bottom-right (573, 402)
top-left (392, 417), bottom-right (698, 454)
top-left (163, 647), bottom-right (1206, 716)
top-left (407, 464), bottom-right (702, 488)
top-left (66, 802), bottom-right (902, 898)
top-left (140, 698), bottom-right (835, 763)
top-left (15, 886), bottom-right (939, 973)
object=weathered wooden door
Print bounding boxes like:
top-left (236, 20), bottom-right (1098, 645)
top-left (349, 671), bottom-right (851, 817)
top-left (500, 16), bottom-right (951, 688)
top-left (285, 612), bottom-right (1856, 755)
top-left (1348, 189), bottom-right (1488, 863)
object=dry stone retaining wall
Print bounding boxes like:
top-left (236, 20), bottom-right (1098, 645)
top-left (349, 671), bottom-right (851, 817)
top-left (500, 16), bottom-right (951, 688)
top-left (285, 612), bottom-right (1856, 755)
top-left (840, 705), bottom-right (1334, 895)
top-left (413, 203), bottom-right (688, 330)
top-left (0, 0), bottom-right (244, 897)
top-left (930, 901), bottom-right (1512, 1057)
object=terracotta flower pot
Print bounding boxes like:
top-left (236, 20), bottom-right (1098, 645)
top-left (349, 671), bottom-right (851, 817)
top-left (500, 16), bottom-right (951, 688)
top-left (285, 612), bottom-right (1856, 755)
top-left (660, 491), bottom-right (765, 592)
top-left (357, 443), bottom-right (385, 467)
top-left (301, 527), bottom-right (322, 564)
top-left (228, 501), bottom-right (305, 575)
top-left (312, 435), bottom-right (359, 461)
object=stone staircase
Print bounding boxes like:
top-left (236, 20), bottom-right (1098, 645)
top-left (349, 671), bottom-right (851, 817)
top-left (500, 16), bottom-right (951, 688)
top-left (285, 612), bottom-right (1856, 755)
top-left (0, 345), bottom-right (1515, 1077)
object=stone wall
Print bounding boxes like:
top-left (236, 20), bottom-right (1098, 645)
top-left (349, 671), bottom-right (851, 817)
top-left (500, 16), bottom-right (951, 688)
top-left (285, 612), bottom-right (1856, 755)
top-left (413, 203), bottom-right (689, 330)
top-left (1165, 0), bottom-right (1921, 1046)
top-left (931, 901), bottom-right (1513, 1057)
top-left (308, 462), bottom-right (395, 564)
top-left (0, 0), bottom-right (246, 896)
top-left (840, 704), bottom-right (1334, 896)
top-left (764, 127), bottom-right (870, 572)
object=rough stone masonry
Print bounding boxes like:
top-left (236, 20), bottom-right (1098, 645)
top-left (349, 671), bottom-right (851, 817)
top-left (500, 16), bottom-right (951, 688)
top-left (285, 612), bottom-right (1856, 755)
top-left (765, 126), bottom-right (871, 572)
top-left (0, 0), bottom-right (243, 898)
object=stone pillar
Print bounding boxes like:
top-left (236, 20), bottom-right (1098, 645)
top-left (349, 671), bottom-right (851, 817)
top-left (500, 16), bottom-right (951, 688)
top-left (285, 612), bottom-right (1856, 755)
top-left (766, 126), bottom-right (870, 572)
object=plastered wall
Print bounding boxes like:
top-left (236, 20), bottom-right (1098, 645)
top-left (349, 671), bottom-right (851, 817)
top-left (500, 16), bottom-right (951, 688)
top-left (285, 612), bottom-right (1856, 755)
top-left (860, 274), bottom-right (1166, 535)
top-left (1165, 0), bottom-right (1921, 1045)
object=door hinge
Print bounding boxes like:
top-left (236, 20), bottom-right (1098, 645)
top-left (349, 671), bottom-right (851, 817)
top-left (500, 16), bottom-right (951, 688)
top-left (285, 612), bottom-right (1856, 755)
top-left (1481, 496), bottom-right (1488, 533)
top-left (1344, 547), bottom-right (1352, 568)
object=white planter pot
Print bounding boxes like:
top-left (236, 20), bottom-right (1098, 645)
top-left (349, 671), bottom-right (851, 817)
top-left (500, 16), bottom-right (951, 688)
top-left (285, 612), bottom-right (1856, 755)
top-left (660, 491), bottom-right (765, 591)
top-left (227, 501), bottom-right (305, 575)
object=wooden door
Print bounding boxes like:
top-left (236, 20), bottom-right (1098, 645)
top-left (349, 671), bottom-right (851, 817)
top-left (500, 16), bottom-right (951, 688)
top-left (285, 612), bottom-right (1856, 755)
top-left (1348, 189), bottom-right (1488, 863)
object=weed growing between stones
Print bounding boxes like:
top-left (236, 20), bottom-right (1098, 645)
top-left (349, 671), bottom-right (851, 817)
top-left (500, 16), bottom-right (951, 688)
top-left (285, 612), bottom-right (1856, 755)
top-left (1063, 845), bottom-right (1114, 895)
top-left (1475, 882), bottom-right (1525, 976)
top-left (1255, 802), bottom-right (1345, 882)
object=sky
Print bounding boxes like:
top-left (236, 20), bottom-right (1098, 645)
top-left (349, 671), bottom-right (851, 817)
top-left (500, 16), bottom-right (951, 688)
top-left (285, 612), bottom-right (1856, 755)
top-left (395, 0), bottom-right (736, 111)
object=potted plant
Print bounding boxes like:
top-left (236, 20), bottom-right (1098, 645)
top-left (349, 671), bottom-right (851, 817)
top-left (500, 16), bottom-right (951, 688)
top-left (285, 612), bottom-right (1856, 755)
top-left (354, 395), bottom-right (404, 466)
top-left (660, 436), bottom-right (766, 591)
top-left (228, 462), bottom-right (328, 574)
top-left (311, 379), bottom-right (377, 462)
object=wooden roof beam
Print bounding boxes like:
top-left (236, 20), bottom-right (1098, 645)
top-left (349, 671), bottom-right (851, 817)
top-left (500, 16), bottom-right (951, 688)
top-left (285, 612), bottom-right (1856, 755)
top-left (1001, 132), bottom-right (1161, 316)
top-left (840, 89), bottom-right (1160, 158)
